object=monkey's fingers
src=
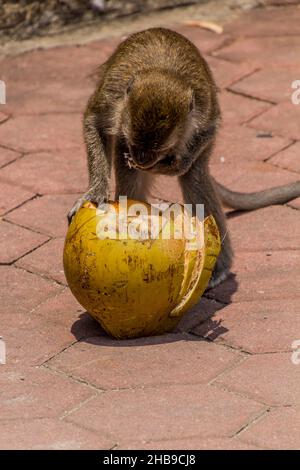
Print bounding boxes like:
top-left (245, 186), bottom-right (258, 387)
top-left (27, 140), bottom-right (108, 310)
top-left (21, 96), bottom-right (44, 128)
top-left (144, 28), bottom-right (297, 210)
top-left (68, 192), bottom-right (108, 225)
top-left (67, 196), bottom-right (88, 225)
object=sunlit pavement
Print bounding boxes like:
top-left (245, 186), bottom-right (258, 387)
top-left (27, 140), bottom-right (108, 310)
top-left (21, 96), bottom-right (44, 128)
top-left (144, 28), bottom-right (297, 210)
top-left (0, 1), bottom-right (300, 450)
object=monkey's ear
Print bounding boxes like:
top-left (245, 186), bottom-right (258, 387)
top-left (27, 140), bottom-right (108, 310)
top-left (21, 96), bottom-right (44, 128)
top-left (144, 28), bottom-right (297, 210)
top-left (126, 78), bottom-right (134, 95)
top-left (189, 91), bottom-right (196, 113)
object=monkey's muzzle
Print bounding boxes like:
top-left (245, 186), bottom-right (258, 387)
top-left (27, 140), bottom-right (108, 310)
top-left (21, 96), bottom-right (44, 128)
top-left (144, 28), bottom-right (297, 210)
top-left (125, 149), bottom-right (176, 171)
top-left (126, 146), bottom-right (159, 169)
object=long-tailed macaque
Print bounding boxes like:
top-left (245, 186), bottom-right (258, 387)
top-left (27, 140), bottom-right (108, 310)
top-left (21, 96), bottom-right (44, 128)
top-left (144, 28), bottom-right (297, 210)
top-left (68, 27), bottom-right (300, 287)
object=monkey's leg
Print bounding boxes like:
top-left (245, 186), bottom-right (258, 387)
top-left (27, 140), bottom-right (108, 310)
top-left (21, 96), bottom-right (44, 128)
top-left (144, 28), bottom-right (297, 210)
top-left (68, 113), bottom-right (111, 223)
top-left (179, 157), bottom-right (233, 288)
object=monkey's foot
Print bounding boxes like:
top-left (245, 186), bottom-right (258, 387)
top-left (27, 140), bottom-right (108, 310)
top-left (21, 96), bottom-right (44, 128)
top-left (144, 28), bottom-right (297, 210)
top-left (67, 196), bottom-right (90, 225)
top-left (67, 193), bottom-right (105, 225)
top-left (207, 268), bottom-right (230, 289)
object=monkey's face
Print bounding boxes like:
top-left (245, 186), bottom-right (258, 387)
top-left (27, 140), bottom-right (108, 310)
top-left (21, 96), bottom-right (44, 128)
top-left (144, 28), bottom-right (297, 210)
top-left (124, 135), bottom-right (192, 177)
top-left (122, 72), bottom-right (195, 175)
top-left (125, 143), bottom-right (178, 175)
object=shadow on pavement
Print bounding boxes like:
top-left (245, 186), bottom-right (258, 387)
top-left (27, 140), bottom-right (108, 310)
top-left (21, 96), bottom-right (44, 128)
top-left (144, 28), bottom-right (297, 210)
top-left (71, 272), bottom-right (238, 346)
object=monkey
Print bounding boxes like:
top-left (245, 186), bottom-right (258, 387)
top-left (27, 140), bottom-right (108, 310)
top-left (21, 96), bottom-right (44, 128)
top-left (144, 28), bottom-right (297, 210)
top-left (68, 27), bottom-right (300, 288)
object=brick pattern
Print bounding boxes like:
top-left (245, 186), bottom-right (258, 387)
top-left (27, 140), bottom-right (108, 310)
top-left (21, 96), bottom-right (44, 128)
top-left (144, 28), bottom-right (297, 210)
top-left (0, 4), bottom-right (300, 450)
top-left (0, 146), bottom-right (22, 168)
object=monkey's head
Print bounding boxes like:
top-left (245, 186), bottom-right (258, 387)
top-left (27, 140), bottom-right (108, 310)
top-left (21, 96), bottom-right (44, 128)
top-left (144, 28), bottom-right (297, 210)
top-left (121, 71), bottom-right (196, 175)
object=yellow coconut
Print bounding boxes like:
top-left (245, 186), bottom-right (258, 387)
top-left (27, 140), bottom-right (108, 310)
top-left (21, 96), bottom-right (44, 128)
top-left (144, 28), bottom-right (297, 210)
top-left (63, 199), bottom-right (220, 339)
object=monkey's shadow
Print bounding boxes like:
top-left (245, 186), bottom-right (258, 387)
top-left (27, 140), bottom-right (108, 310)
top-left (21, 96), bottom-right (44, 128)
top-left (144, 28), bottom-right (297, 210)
top-left (71, 273), bottom-right (238, 347)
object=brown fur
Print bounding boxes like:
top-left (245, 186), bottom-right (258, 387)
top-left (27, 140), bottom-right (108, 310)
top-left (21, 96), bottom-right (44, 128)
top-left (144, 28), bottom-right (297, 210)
top-left (68, 27), bottom-right (300, 287)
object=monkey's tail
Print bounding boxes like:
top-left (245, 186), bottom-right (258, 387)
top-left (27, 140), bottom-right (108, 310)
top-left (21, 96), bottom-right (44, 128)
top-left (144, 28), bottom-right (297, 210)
top-left (213, 178), bottom-right (300, 211)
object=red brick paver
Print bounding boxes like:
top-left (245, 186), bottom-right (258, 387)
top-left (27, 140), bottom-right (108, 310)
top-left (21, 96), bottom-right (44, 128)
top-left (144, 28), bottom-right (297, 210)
top-left (0, 265), bottom-right (61, 315)
top-left (211, 127), bottom-right (291, 164)
top-left (0, 2), bottom-right (300, 450)
top-left (224, 5), bottom-right (300, 37)
top-left (193, 299), bottom-right (300, 354)
top-left (214, 36), bottom-right (300, 67)
top-left (0, 367), bottom-right (95, 420)
top-left (0, 111), bottom-right (8, 123)
top-left (47, 335), bottom-right (240, 390)
top-left (0, 146), bottom-right (21, 168)
top-left (0, 180), bottom-right (35, 215)
top-left (0, 221), bottom-right (49, 264)
top-left (4, 194), bottom-right (79, 237)
top-left (240, 407), bottom-right (300, 450)
top-left (0, 149), bottom-right (88, 194)
top-left (230, 66), bottom-right (300, 104)
top-left (215, 353), bottom-right (300, 406)
top-left (269, 141), bottom-right (300, 173)
top-left (206, 249), bottom-right (300, 303)
top-left (16, 237), bottom-right (67, 285)
top-left (219, 91), bottom-right (271, 126)
top-left (0, 114), bottom-right (83, 153)
top-left (289, 197), bottom-right (300, 210)
top-left (120, 437), bottom-right (260, 450)
top-left (0, 419), bottom-right (113, 450)
top-left (249, 102), bottom-right (300, 141)
top-left (66, 384), bottom-right (264, 445)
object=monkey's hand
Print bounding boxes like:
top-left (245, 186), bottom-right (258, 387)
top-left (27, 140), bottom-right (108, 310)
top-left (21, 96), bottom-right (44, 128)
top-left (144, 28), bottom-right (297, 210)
top-left (67, 191), bottom-right (106, 225)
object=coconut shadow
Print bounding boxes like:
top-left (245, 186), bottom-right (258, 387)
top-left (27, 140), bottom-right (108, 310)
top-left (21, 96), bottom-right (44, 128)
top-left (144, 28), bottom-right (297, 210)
top-left (70, 273), bottom-right (238, 346)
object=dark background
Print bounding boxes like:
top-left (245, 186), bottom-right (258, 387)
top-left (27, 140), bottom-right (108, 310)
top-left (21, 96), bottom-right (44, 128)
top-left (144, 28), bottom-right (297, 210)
top-left (0, 0), bottom-right (208, 40)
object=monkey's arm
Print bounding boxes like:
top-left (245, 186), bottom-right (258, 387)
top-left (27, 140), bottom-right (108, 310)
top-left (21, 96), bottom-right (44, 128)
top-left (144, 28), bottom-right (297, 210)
top-left (84, 112), bottom-right (111, 198)
top-left (179, 144), bottom-right (233, 288)
top-left (68, 112), bottom-right (111, 223)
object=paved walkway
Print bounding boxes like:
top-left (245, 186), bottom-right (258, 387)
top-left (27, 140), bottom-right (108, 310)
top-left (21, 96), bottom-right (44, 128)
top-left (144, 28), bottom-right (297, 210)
top-left (0, 2), bottom-right (300, 450)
